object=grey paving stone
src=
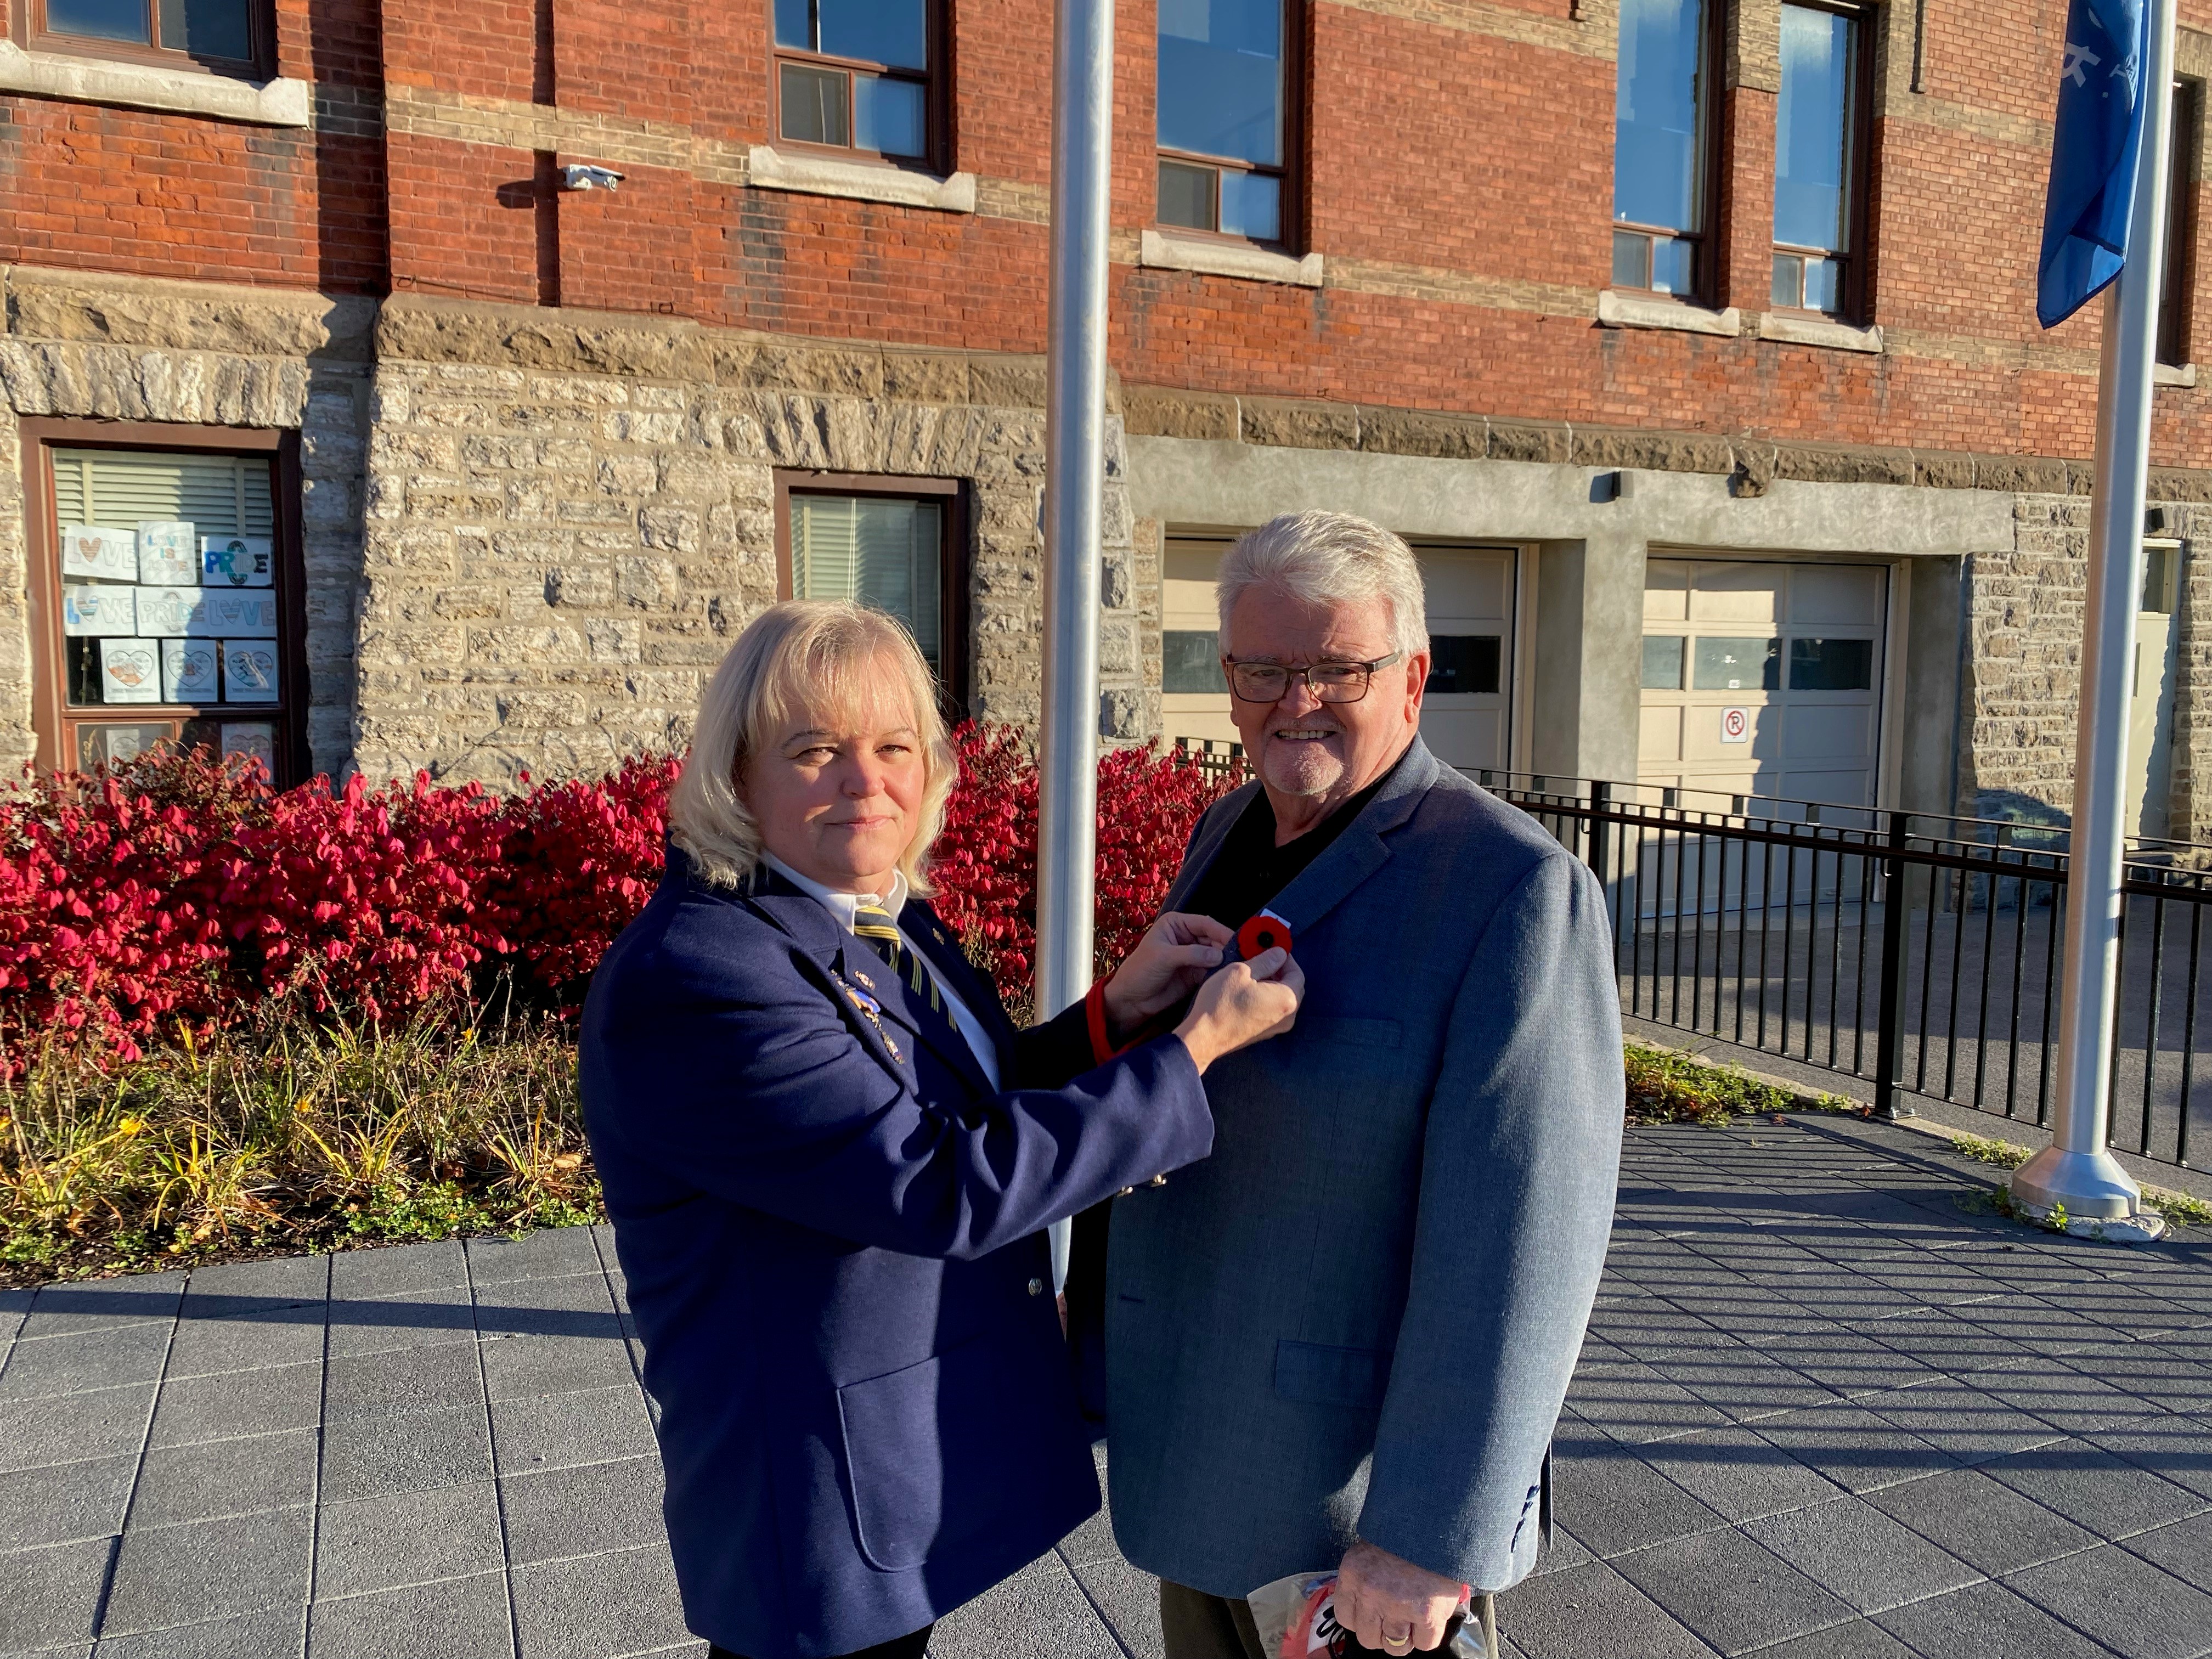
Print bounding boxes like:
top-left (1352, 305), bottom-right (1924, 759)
top-left (164, 1307), bottom-right (326, 1380)
top-left (1565, 1353), bottom-right (1733, 1444)
top-left (1492, 1559), bottom-right (1715, 1659)
top-left (1756, 1331), bottom-right (1938, 1400)
top-left (1061, 1548), bottom-right (1163, 1659)
top-left (1637, 1426), bottom-right (1845, 1522)
top-left (178, 1255), bottom-right (328, 1323)
top-left (0, 1453), bottom-right (136, 1553)
top-left (311, 1480), bottom-right (505, 1601)
top-left (1549, 1436), bottom-right (1731, 1558)
top-left (1872, 1568), bottom-right (2126, 1658)
top-left (129, 1429), bottom-right (318, 1527)
top-left (20, 1273), bottom-right (185, 1339)
top-left (500, 1455), bottom-right (666, 1566)
top-left (324, 1285), bottom-right (477, 1360)
top-left (2120, 1508), bottom-right (2212, 1588)
top-left (2105, 1347), bottom-right (2212, 1415)
top-left (1640, 1354), bottom-right (1843, 1423)
top-left (1749, 1406), bottom-right (1961, 1495)
top-left (929, 1551), bottom-right (1121, 1659)
top-left (1863, 1466), bottom-right (2105, 1577)
top-left (1611, 1526), bottom-right (1855, 1655)
top-left (0, 1320), bottom-right (173, 1402)
top-left (472, 1271), bottom-right (618, 1338)
top-left (1980, 1438), bottom-right (2208, 1541)
top-left (2028, 1284), bottom-right (2199, 1342)
top-left (1980, 1360), bottom-right (2176, 1434)
top-left (0, 1536), bottom-right (114, 1652)
top-left (326, 1240), bottom-right (466, 1299)
top-left (324, 1340), bottom-right (482, 1423)
top-left (466, 1227), bottom-right (603, 1288)
top-left (1961, 1297), bottom-right (2120, 1358)
top-left (2004, 1542), bottom-right (2212, 1659)
top-left (308, 1571), bottom-right (512, 1659)
top-left (1850, 1377), bottom-right (2068, 1467)
top-left (1736, 1621), bottom-right (1917, 1658)
top-left (147, 1359), bottom-right (325, 1449)
top-left (2085, 1415), bottom-right (2212, 1500)
top-left (510, 1543), bottom-right (691, 1659)
top-left (490, 1384), bottom-right (656, 1475)
top-left (100, 1505), bottom-right (314, 1638)
top-left (93, 1607), bottom-right (306, 1658)
top-left (0, 1382), bottom-right (155, 1475)
top-left (1739, 1496), bottom-right (1983, 1616)
top-left (0, 1285), bottom-right (33, 1347)
top-left (480, 1331), bottom-right (637, 1403)
top-left (319, 1401), bottom-right (493, 1503)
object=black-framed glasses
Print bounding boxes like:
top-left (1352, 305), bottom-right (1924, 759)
top-left (1223, 652), bottom-right (1403, 704)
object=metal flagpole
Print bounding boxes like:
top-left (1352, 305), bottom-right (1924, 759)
top-left (1034, 0), bottom-right (1113, 1024)
top-left (2011, 0), bottom-right (2177, 1234)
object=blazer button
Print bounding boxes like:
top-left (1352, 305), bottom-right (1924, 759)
top-left (1117, 1187), bottom-right (1135, 1197)
top-left (1148, 1174), bottom-right (1169, 1187)
top-left (1027, 1278), bottom-right (1045, 1296)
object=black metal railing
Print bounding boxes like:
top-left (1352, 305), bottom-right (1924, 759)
top-left (1477, 772), bottom-right (2209, 1172)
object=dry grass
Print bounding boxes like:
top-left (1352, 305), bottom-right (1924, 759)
top-left (1, 999), bottom-right (596, 1285)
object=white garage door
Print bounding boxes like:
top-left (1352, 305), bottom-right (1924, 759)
top-left (1638, 557), bottom-right (1886, 808)
top-left (1158, 537), bottom-right (1516, 771)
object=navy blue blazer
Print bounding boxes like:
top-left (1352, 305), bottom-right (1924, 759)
top-left (579, 853), bottom-right (1214, 1659)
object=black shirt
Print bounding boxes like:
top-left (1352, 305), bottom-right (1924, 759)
top-left (1183, 743), bottom-right (1413, 935)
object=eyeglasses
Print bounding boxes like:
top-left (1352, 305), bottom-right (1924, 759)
top-left (1223, 652), bottom-right (1404, 704)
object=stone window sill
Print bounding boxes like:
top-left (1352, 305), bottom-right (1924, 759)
top-left (1756, 311), bottom-right (1884, 354)
top-left (1138, 229), bottom-right (1324, 288)
top-left (2155, 362), bottom-right (2197, 387)
top-left (1596, 289), bottom-right (1741, 337)
top-left (0, 40), bottom-right (308, 125)
top-left (745, 145), bottom-right (977, 213)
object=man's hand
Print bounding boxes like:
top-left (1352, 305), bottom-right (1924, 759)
top-left (1101, 912), bottom-right (1233, 1040)
top-left (1334, 1541), bottom-right (1464, 1654)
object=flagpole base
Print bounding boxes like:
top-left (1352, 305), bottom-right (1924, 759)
top-left (2009, 1146), bottom-right (2165, 1240)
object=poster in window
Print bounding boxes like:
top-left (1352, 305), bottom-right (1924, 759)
top-left (222, 640), bottom-right (280, 703)
top-left (161, 639), bottom-right (221, 703)
top-left (136, 522), bottom-right (198, 587)
top-left (60, 526), bottom-right (137, 582)
top-left (205, 590), bottom-right (278, 637)
top-left (63, 584), bottom-right (139, 637)
top-left (201, 534), bottom-right (274, 588)
top-left (78, 723), bottom-right (173, 771)
top-left (136, 587), bottom-right (211, 637)
top-left (221, 723), bottom-right (276, 777)
top-left (99, 639), bottom-right (163, 704)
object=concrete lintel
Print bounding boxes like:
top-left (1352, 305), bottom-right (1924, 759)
top-left (1597, 289), bottom-right (1742, 336)
top-left (0, 41), bottom-right (309, 126)
top-left (2155, 361), bottom-right (2198, 387)
top-left (745, 145), bottom-right (977, 213)
top-left (1125, 436), bottom-right (2017, 558)
top-left (1757, 312), bottom-right (1886, 354)
top-left (1138, 229), bottom-right (1324, 288)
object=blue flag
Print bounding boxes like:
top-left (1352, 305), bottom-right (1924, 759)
top-left (2038, 0), bottom-right (2151, 328)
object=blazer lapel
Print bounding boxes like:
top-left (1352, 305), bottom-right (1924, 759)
top-left (1162, 782), bottom-right (1261, 914)
top-left (904, 900), bottom-right (1022, 1064)
top-left (1251, 737), bottom-right (1441, 939)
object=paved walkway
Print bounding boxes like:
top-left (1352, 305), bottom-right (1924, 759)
top-left (1, 1119), bottom-right (2208, 1658)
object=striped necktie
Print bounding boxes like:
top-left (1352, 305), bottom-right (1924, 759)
top-left (851, 899), bottom-right (948, 1017)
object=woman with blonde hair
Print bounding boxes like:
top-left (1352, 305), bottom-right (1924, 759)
top-left (582, 600), bottom-right (1303, 1659)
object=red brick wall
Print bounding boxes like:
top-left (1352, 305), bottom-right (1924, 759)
top-left (9, 0), bottom-right (2212, 467)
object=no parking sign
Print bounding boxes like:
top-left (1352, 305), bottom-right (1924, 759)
top-left (1719, 707), bottom-right (1751, 744)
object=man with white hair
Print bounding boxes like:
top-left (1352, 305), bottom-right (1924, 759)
top-left (1088, 511), bottom-right (1624, 1655)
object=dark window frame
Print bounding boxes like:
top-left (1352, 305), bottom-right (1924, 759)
top-left (770, 0), bottom-right (947, 173)
top-left (2160, 77), bottom-right (2201, 368)
top-left (1153, 0), bottom-right (1305, 251)
top-left (1610, 0), bottom-right (1725, 305)
top-left (11, 0), bottom-right (273, 79)
top-left (772, 470), bottom-right (972, 721)
top-left (22, 417), bottom-right (312, 788)
top-left (1767, 0), bottom-right (1876, 324)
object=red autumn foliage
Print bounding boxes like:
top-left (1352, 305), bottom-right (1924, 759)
top-left (0, 726), bottom-right (1242, 1069)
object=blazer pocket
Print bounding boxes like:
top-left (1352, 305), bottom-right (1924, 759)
top-left (836, 1322), bottom-right (1087, 1573)
top-left (1273, 1339), bottom-right (1392, 1410)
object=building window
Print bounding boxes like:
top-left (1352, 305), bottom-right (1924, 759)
top-left (1612, 0), bottom-right (1713, 297)
top-left (2159, 79), bottom-right (2199, 367)
top-left (1156, 0), bottom-right (1292, 244)
top-left (772, 0), bottom-right (933, 163)
top-left (776, 475), bottom-right (968, 711)
top-left (28, 428), bottom-right (304, 785)
top-left (1771, 3), bottom-right (1866, 316)
top-left (22, 0), bottom-right (266, 74)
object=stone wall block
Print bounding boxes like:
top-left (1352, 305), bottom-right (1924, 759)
top-left (1099, 688), bottom-right (1142, 740)
top-left (586, 618), bottom-right (644, 661)
top-left (1975, 456), bottom-right (2070, 494)
top-left (1122, 386), bottom-right (1240, 442)
top-left (969, 356), bottom-right (1048, 409)
top-left (1359, 406), bottom-right (1486, 460)
top-left (1486, 419), bottom-right (1572, 465)
top-left (1769, 441), bottom-right (1915, 486)
top-left (1099, 618), bottom-right (1137, 676)
top-left (1102, 549), bottom-right (1132, 611)
top-left (1240, 397), bottom-right (1359, 450)
top-left (639, 505), bottom-right (703, 554)
top-left (755, 394), bottom-right (834, 467)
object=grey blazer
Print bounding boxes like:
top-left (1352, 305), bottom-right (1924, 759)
top-left (1103, 738), bottom-right (1624, 1599)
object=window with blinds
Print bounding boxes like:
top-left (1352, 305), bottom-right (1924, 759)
top-left (51, 449), bottom-right (276, 538)
top-left (790, 495), bottom-right (944, 673)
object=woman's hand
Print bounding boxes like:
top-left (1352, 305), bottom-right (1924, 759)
top-left (1101, 912), bottom-right (1234, 1043)
top-left (1175, 947), bottom-right (1304, 1074)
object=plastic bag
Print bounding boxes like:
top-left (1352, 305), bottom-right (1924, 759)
top-left (1247, 1572), bottom-right (1497, 1658)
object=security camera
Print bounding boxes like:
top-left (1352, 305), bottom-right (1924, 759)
top-left (560, 164), bottom-right (624, 191)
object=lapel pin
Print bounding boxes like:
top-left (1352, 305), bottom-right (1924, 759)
top-left (1237, 909), bottom-right (1293, 959)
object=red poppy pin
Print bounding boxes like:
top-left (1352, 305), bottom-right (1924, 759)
top-left (1237, 909), bottom-right (1293, 960)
